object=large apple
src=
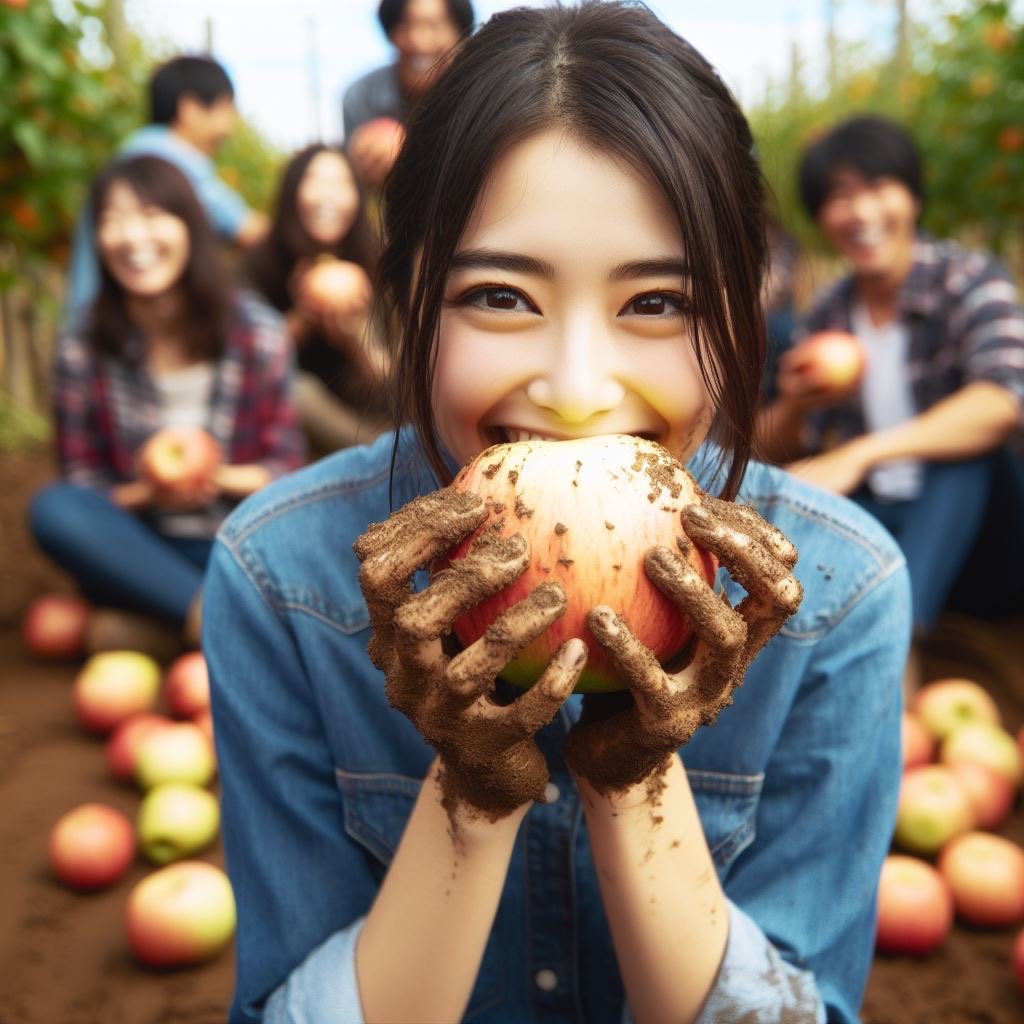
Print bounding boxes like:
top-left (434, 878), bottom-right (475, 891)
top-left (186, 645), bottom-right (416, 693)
top-left (790, 330), bottom-right (866, 393)
top-left (106, 712), bottom-right (173, 783)
top-left (893, 764), bottom-right (974, 856)
top-left (941, 721), bottom-right (1023, 786)
top-left (135, 721), bottom-right (216, 789)
top-left (939, 831), bottom-right (1024, 928)
top-left (947, 759), bottom-right (1016, 830)
top-left (301, 258), bottom-right (372, 316)
top-left (74, 651), bottom-right (161, 734)
top-left (434, 436), bottom-right (718, 693)
top-left (137, 783), bottom-right (220, 865)
top-left (22, 594), bottom-right (90, 659)
top-left (912, 677), bottom-right (1001, 739)
top-left (164, 651), bottom-right (210, 719)
top-left (139, 426), bottom-right (222, 491)
top-left (875, 854), bottom-right (953, 956)
top-left (902, 710), bottom-right (935, 770)
top-left (124, 860), bottom-right (236, 967)
top-left (49, 803), bottom-right (136, 890)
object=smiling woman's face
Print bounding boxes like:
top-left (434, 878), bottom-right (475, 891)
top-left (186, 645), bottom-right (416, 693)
top-left (432, 129), bottom-right (713, 469)
top-left (296, 151), bottom-right (360, 247)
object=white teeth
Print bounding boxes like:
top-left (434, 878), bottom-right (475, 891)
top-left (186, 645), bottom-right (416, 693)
top-left (123, 248), bottom-right (159, 271)
top-left (505, 429), bottom-right (556, 443)
top-left (852, 225), bottom-right (885, 247)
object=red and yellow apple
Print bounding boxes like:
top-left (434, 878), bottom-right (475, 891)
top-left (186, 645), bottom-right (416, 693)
top-left (124, 861), bottom-right (236, 967)
top-left (135, 721), bottom-right (216, 790)
top-left (164, 651), bottom-right (210, 719)
top-left (893, 764), bottom-right (974, 856)
top-left (912, 677), bottom-right (1001, 739)
top-left (74, 651), bottom-right (161, 734)
top-left (22, 594), bottom-right (90, 660)
top-left (790, 330), bottom-right (866, 393)
top-left (434, 436), bottom-right (718, 692)
top-left (947, 759), bottom-right (1016, 830)
top-left (193, 708), bottom-right (215, 745)
top-left (875, 854), bottom-right (953, 956)
top-left (939, 831), bottom-right (1024, 928)
top-left (106, 713), bottom-right (173, 783)
top-left (49, 803), bottom-right (135, 890)
top-left (902, 710), bottom-right (935, 770)
top-left (137, 783), bottom-right (220, 865)
top-left (139, 426), bottom-right (222, 492)
top-left (941, 721), bottom-right (1023, 786)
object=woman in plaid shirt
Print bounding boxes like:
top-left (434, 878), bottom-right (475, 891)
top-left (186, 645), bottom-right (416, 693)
top-left (30, 155), bottom-right (305, 651)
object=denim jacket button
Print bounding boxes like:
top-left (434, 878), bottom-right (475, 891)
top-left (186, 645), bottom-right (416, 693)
top-left (543, 782), bottom-right (560, 804)
top-left (534, 969), bottom-right (558, 992)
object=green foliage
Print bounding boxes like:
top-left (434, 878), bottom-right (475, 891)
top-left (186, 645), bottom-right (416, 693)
top-left (216, 117), bottom-right (282, 215)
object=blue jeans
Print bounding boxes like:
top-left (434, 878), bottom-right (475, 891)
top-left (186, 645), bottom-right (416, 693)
top-left (29, 483), bottom-right (213, 624)
top-left (852, 456), bottom-right (995, 633)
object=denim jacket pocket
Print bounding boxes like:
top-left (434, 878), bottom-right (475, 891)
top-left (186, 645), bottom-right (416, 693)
top-left (686, 769), bottom-right (764, 871)
top-left (335, 768), bottom-right (505, 1020)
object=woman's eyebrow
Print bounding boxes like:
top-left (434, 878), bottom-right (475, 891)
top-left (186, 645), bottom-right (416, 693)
top-left (449, 249), bottom-right (556, 278)
top-left (610, 258), bottom-right (691, 281)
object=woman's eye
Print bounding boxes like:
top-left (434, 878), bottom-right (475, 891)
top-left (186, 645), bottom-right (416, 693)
top-left (462, 287), bottom-right (535, 312)
top-left (622, 292), bottom-right (687, 317)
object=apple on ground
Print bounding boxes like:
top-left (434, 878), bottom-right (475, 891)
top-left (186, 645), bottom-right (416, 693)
top-left (875, 854), bottom-right (953, 956)
top-left (22, 594), bottom-right (90, 659)
top-left (124, 860), bottom-right (236, 967)
top-left (431, 435), bottom-right (718, 693)
top-left (939, 831), bottom-right (1024, 928)
top-left (164, 651), bottom-right (210, 719)
top-left (893, 764), bottom-right (974, 856)
top-left (789, 330), bottom-right (866, 392)
top-left (1013, 927), bottom-right (1024, 997)
top-left (74, 651), bottom-right (161, 734)
top-left (139, 426), bottom-right (221, 491)
top-left (49, 803), bottom-right (136, 890)
top-left (137, 783), bottom-right (220, 865)
top-left (947, 759), bottom-right (1016, 830)
top-left (106, 713), bottom-right (173, 783)
top-left (135, 721), bottom-right (216, 789)
top-left (941, 721), bottom-right (1023, 786)
top-left (902, 710), bottom-right (935, 770)
top-left (193, 708), bottom-right (215, 744)
top-left (912, 677), bottom-right (1001, 739)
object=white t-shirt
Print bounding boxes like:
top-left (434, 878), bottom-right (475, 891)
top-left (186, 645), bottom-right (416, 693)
top-left (852, 303), bottom-right (923, 501)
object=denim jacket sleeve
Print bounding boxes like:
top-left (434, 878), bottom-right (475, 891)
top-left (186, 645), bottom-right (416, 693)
top-left (204, 538), bottom-right (371, 1024)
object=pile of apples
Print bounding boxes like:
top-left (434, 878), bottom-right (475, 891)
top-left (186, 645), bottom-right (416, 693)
top-left (878, 676), bottom-right (1024, 995)
top-left (36, 627), bottom-right (235, 969)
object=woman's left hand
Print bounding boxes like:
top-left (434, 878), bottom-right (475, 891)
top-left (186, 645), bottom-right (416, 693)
top-left (565, 491), bottom-right (803, 794)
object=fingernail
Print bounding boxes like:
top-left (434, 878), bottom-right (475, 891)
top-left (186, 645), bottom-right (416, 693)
top-left (568, 639), bottom-right (588, 669)
top-left (686, 504), bottom-right (709, 524)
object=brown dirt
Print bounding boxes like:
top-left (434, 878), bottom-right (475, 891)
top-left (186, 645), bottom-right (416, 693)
top-left (4, 449), bottom-right (1024, 1021)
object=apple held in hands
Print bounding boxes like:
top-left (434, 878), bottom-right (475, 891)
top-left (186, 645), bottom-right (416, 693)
top-left (790, 331), bottom-right (866, 393)
top-left (875, 854), bottom-right (953, 956)
top-left (912, 677), bottom-right (1001, 740)
top-left (941, 721), bottom-right (1023, 786)
top-left (125, 861), bottom-right (236, 967)
top-left (939, 831), bottom-right (1024, 928)
top-left (164, 651), bottom-right (210, 719)
top-left (106, 712), bottom-right (173, 782)
top-left (433, 435), bottom-right (717, 693)
top-left (74, 651), bottom-right (161, 734)
top-left (139, 426), bottom-right (222, 492)
top-left (49, 803), bottom-right (136, 890)
top-left (894, 764), bottom-right (974, 856)
top-left (22, 594), bottom-right (90, 659)
top-left (135, 721), bottom-right (216, 790)
top-left (137, 783), bottom-right (220, 865)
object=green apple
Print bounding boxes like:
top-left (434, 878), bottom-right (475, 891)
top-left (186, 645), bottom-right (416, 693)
top-left (137, 783), bottom-right (220, 864)
top-left (894, 764), bottom-right (974, 856)
top-left (912, 678), bottom-right (1001, 740)
top-left (941, 722), bottom-right (1023, 786)
top-left (135, 721), bottom-right (216, 790)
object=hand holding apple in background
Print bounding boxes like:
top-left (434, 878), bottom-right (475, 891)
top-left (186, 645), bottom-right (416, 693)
top-left (347, 116), bottom-right (405, 188)
top-left (776, 330), bottom-right (866, 408)
top-left (138, 426), bottom-right (222, 510)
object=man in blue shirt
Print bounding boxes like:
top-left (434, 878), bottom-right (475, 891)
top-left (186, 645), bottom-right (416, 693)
top-left (65, 55), bottom-right (269, 325)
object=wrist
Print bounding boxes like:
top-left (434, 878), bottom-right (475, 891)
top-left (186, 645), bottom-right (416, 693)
top-left (573, 754), bottom-right (677, 815)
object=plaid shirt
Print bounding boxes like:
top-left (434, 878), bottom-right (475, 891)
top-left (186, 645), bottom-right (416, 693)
top-left (793, 235), bottom-right (1024, 454)
top-left (54, 291), bottom-right (306, 534)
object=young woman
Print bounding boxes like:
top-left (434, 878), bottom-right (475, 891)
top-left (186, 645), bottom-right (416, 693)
top-left (204, 5), bottom-right (909, 1022)
top-left (244, 144), bottom-right (391, 453)
top-left (31, 154), bottom-right (304, 650)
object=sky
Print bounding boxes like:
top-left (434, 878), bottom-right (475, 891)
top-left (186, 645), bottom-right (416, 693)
top-left (122, 0), bottom-right (916, 151)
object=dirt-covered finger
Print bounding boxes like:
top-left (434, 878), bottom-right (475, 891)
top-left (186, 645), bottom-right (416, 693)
top-left (687, 496), bottom-right (799, 570)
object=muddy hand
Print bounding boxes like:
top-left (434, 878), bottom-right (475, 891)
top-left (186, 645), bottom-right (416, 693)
top-left (354, 490), bottom-right (587, 819)
top-left (565, 488), bottom-right (802, 794)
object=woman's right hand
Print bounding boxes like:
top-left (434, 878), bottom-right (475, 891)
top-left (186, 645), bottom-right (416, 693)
top-left (353, 489), bottom-right (586, 821)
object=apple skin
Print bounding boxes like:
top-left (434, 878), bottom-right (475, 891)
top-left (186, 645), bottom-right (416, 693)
top-left (947, 759), bottom-right (1016, 830)
top-left (106, 713), bottom-right (174, 783)
top-left (941, 722), bottom-right (1023, 786)
top-left (893, 764), bottom-right (974, 856)
top-left (124, 860), bottom-right (236, 967)
top-left (348, 116), bottom-right (406, 186)
top-left (939, 831), bottom-right (1024, 928)
top-left (164, 652), bottom-right (211, 719)
top-left (22, 594), bottom-right (90, 659)
top-left (135, 721), bottom-right (216, 790)
top-left (912, 677), bottom-right (1001, 739)
top-left (193, 708), bottom-right (215, 745)
top-left (902, 710), bottom-right (935, 769)
top-left (875, 854), bottom-right (953, 956)
top-left (74, 651), bottom-right (161, 734)
top-left (434, 436), bottom-right (717, 693)
top-left (792, 330), bottom-right (866, 392)
top-left (137, 783), bottom-right (220, 865)
top-left (301, 258), bottom-right (372, 314)
top-left (139, 426), bottom-right (222, 491)
top-left (49, 803), bottom-right (136, 890)
top-left (1013, 927), bottom-right (1024, 996)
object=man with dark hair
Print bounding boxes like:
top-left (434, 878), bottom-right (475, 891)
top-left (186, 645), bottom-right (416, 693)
top-left (342, 0), bottom-right (473, 186)
top-left (66, 54), bottom-right (268, 323)
top-left (758, 114), bottom-right (1024, 680)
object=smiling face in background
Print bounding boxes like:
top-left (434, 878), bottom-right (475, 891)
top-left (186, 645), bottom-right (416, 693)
top-left (296, 151), bottom-right (360, 248)
top-left (96, 181), bottom-right (190, 298)
top-left (433, 129), bottom-right (713, 469)
top-left (391, 0), bottom-right (462, 98)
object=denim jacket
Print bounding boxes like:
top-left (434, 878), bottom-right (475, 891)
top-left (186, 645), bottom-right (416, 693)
top-left (203, 428), bottom-right (910, 1024)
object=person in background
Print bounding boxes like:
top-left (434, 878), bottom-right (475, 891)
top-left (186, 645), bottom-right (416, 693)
top-left (342, 0), bottom-right (473, 188)
top-left (243, 143), bottom-right (391, 454)
top-left (756, 115), bottom-right (1024, 683)
top-left (32, 155), bottom-right (303, 657)
top-left (65, 54), bottom-right (269, 325)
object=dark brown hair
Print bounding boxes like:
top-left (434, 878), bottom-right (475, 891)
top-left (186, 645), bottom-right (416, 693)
top-left (379, 0), bottom-right (767, 500)
top-left (86, 154), bottom-right (233, 362)
top-left (244, 144), bottom-right (377, 313)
